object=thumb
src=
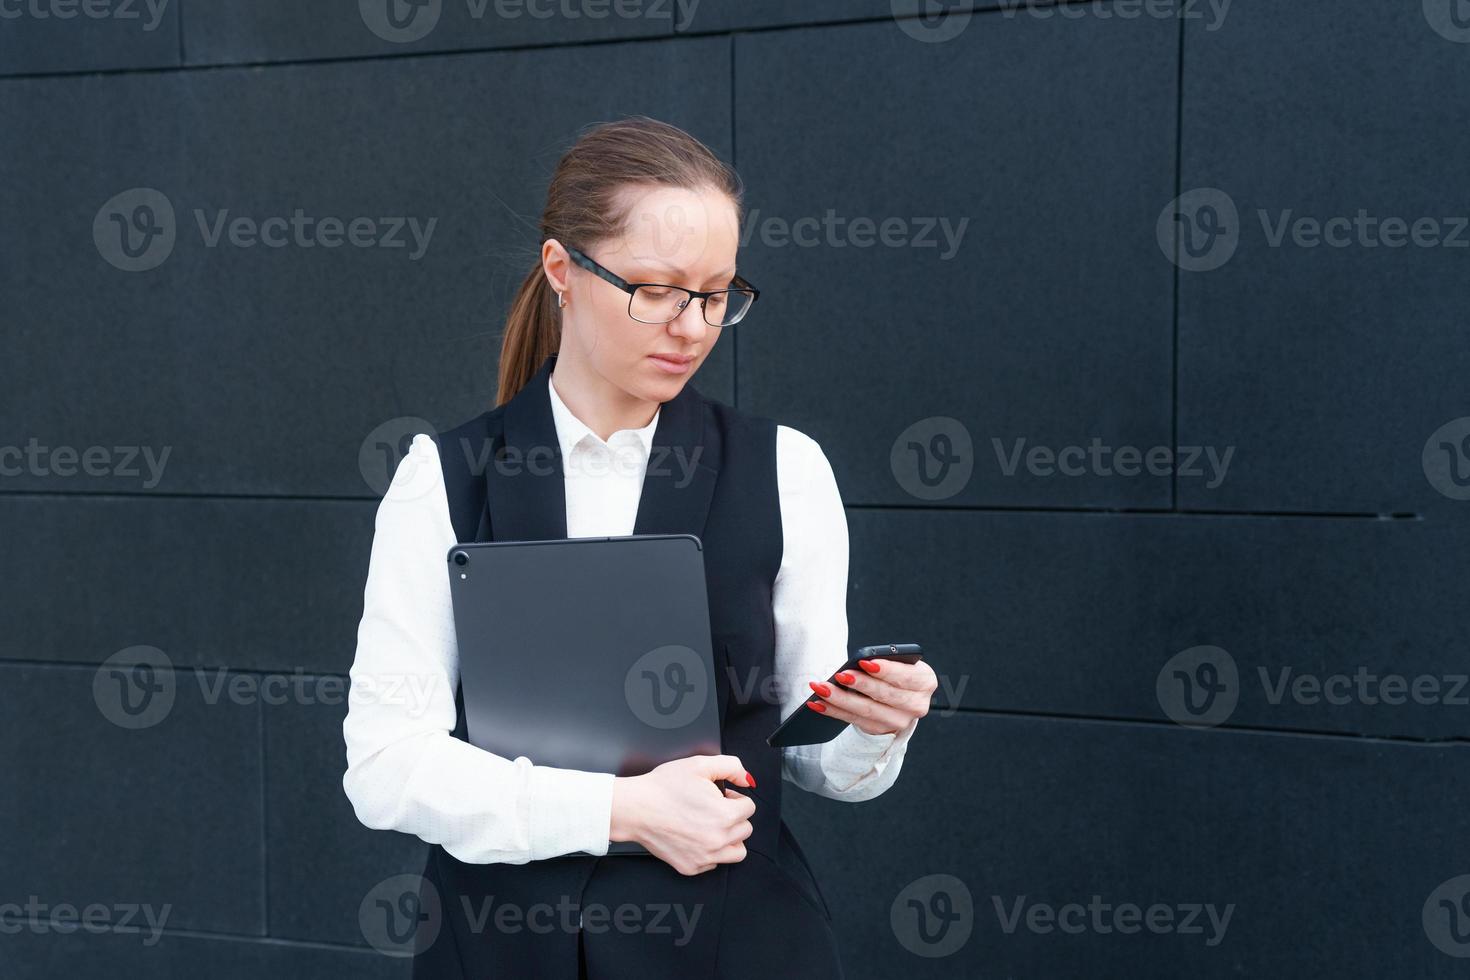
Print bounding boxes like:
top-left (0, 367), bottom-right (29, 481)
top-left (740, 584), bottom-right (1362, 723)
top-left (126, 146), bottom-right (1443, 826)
top-left (701, 754), bottom-right (754, 788)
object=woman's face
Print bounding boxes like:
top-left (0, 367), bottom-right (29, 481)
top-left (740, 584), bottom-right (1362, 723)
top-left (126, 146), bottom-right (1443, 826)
top-left (545, 183), bottom-right (742, 406)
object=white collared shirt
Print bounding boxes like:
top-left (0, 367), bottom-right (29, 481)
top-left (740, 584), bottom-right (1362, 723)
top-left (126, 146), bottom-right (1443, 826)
top-left (342, 377), bottom-right (919, 864)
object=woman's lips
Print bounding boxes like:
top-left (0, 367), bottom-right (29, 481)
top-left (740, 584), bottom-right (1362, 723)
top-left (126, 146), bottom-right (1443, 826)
top-left (649, 354), bottom-right (693, 374)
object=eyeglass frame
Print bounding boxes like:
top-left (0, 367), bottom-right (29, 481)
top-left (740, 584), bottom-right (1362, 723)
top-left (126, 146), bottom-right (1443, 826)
top-left (562, 244), bottom-right (760, 327)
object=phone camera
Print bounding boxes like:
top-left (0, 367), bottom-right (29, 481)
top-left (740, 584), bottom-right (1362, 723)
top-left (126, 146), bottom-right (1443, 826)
top-left (453, 551), bottom-right (469, 566)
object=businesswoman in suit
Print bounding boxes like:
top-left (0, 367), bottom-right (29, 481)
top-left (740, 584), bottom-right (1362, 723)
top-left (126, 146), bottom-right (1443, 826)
top-left (343, 115), bottom-right (937, 979)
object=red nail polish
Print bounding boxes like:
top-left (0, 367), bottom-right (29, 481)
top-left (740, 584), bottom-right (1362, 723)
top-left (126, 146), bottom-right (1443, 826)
top-left (859, 659), bottom-right (881, 674)
top-left (833, 671), bottom-right (856, 685)
top-left (806, 699), bottom-right (827, 713)
top-left (745, 771), bottom-right (757, 788)
top-left (809, 680), bottom-right (832, 698)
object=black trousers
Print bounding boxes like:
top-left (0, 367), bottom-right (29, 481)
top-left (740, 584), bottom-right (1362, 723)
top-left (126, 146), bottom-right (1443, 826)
top-left (420, 820), bottom-right (843, 979)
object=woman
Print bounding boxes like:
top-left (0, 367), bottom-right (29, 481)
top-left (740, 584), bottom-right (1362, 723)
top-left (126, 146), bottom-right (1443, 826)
top-left (342, 116), bottom-right (936, 979)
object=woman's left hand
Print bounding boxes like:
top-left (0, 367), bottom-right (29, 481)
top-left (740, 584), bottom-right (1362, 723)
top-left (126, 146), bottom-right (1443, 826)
top-left (805, 658), bottom-right (938, 737)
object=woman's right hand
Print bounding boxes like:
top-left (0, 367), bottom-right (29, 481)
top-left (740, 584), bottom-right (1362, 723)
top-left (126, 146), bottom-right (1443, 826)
top-left (609, 755), bottom-right (757, 876)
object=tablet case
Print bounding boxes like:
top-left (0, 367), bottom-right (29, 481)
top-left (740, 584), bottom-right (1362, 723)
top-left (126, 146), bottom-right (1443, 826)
top-left (447, 533), bottom-right (723, 857)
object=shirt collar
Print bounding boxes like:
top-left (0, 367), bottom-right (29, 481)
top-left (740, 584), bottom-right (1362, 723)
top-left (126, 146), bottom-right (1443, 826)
top-left (547, 372), bottom-right (661, 460)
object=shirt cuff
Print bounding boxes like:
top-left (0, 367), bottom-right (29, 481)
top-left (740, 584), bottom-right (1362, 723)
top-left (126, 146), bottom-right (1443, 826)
top-left (820, 717), bottom-right (919, 778)
top-left (527, 764), bottom-right (616, 860)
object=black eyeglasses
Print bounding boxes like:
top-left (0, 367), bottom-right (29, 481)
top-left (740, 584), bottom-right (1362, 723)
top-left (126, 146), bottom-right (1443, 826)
top-left (564, 244), bottom-right (760, 327)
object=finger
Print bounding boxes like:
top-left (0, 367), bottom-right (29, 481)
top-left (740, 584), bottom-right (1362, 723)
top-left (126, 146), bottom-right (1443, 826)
top-left (806, 694), bottom-right (911, 734)
top-left (817, 677), bottom-right (926, 717)
top-left (822, 669), bottom-right (903, 708)
top-left (712, 842), bottom-right (748, 864)
top-left (701, 754), bottom-right (753, 787)
top-left (855, 658), bottom-right (936, 692)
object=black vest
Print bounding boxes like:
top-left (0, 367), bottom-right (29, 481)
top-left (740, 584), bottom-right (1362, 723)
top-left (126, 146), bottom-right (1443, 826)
top-left (414, 352), bottom-right (841, 979)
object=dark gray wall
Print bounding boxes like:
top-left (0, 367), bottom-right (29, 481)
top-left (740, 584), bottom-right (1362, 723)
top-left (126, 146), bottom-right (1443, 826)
top-left (4, 1), bottom-right (1469, 977)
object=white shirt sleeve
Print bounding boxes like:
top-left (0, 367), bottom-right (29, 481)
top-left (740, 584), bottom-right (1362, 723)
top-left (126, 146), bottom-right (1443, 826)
top-left (341, 433), bottom-right (615, 864)
top-left (774, 425), bottom-right (919, 802)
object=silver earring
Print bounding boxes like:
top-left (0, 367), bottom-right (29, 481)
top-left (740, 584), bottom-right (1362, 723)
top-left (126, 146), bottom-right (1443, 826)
top-left (557, 293), bottom-right (567, 309)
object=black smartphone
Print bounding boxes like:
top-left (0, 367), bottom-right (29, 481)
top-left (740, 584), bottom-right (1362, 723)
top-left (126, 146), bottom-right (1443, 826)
top-left (765, 643), bottom-right (924, 747)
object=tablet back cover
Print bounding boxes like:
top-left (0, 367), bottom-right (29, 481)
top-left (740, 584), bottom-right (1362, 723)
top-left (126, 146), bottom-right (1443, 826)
top-left (448, 534), bottom-right (723, 780)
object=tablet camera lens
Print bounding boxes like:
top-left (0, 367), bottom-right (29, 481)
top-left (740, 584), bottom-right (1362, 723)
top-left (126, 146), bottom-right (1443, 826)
top-left (453, 551), bottom-right (469, 567)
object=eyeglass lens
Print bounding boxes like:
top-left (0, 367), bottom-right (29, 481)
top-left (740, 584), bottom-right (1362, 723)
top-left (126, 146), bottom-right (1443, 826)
top-left (630, 285), bottom-right (755, 326)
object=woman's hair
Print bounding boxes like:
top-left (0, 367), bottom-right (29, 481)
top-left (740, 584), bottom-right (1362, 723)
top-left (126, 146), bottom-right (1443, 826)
top-left (495, 115), bottom-right (745, 405)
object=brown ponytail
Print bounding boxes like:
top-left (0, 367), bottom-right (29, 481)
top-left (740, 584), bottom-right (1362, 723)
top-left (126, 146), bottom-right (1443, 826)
top-left (494, 115), bottom-right (745, 406)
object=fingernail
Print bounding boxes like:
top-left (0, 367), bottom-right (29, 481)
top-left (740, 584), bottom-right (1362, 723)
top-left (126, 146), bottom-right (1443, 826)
top-left (806, 699), bottom-right (827, 713)
top-left (859, 659), bottom-right (881, 674)
top-left (809, 680), bottom-right (832, 698)
top-left (833, 671), bottom-right (856, 685)
top-left (745, 771), bottom-right (757, 788)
